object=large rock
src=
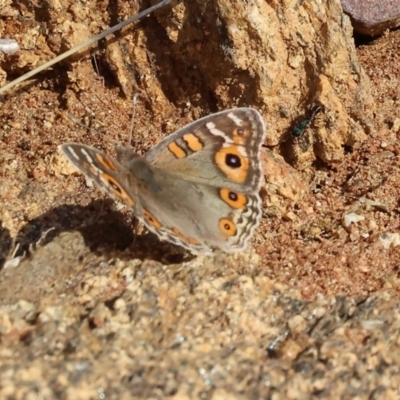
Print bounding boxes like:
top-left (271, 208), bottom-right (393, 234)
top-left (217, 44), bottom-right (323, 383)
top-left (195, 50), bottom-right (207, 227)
top-left (0, 0), bottom-right (375, 169)
top-left (342, 0), bottom-right (400, 36)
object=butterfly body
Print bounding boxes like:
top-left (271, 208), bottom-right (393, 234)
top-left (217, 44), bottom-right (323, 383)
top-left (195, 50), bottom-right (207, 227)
top-left (61, 108), bottom-right (266, 254)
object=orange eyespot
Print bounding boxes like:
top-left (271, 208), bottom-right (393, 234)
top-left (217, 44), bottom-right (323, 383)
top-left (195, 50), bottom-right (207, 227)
top-left (215, 145), bottom-right (249, 183)
top-left (219, 188), bottom-right (247, 209)
top-left (100, 173), bottom-right (135, 206)
top-left (232, 128), bottom-right (251, 144)
top-left (219, 218), bottom-right (237, 236)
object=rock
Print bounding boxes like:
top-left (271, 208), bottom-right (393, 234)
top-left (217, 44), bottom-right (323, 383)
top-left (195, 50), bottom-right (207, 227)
top-left (153, 0), bottom-right (375, 168)
top-left (0, 0), bottom-right (375, 168)
top-left (260, 149), bottom-right (309, 217)
top-left (342, 0), bottom-right (400, 36)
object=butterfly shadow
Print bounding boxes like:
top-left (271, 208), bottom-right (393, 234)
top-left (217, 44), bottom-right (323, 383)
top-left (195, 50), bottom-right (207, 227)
top-left (7, 200), bottom-right (191, 266)
top-left (0, 221), bottom-right (12, 269)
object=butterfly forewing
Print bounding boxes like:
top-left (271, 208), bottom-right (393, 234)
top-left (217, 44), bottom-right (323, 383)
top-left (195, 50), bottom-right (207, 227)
top-left (60, 144), bottom-right (138, 208)
top-left (145, 108), bottom-right (266, 194)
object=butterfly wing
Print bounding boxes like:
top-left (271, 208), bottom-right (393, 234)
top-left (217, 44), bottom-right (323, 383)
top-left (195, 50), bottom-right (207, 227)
top-left (60, 108), bottom-right (266, 254)
top-left (60, 143), bottom-right (140, 211)
top-left (145, 108), bottom-right (266, 193)
top-left (139, 108), bottom-right (266, 253)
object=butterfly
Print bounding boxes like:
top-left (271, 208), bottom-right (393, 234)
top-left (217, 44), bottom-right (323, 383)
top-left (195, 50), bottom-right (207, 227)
top-left (60, 108), bottom-right (266, 255)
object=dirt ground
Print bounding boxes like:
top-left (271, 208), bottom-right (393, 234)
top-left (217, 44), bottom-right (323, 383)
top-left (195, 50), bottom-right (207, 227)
top-left (1, 2), bottom-right (400, 399)
top-left (1, 29), bottom-right (400, 299)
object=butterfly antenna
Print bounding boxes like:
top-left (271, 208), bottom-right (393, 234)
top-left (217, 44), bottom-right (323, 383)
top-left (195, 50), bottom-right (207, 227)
top-left (128, 92), bottom-right (139, 146)
top-left (67, 114), bottom-right (91, 131)
top-left (66, 113), bottom-right (119, 146)
top-left (67, 113), bottom-right (100, 133)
